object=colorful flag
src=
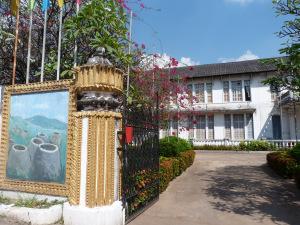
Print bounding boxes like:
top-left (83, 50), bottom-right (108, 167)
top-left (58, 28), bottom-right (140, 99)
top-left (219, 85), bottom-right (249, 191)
top-left (11, 0), bottom-right (20, 16)
top-left (28, 0), bottom-right (36, 11)
top-left (42, 0), bottom-right (50, 12)
top-left (58, 0), bottom-right (64, 8)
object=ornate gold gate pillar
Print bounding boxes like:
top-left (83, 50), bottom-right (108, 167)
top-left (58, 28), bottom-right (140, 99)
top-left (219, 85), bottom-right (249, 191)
top-left (70, 64), bottom-right (123, 207)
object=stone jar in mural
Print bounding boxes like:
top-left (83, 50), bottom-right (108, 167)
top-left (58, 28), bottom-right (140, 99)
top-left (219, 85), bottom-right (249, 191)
top-left (33, 143), bottom-right (61, 182)
top-left (28, 137), bottom-right (44, 161)
top-left (51, 132), bottom-right (61, 147)
top-left (37, 132), bottom-right (48, 142)
top-left (7, 144), bottom-right (31, 180)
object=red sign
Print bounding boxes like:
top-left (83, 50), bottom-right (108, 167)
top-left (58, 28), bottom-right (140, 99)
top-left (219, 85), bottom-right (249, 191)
top-left (125, 126), bottom-right (133, 144)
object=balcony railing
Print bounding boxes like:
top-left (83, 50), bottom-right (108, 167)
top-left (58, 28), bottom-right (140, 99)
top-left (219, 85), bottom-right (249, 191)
top-left (192, 139), bottom-right (298, 149)
top-left (280, 91), bottom-right (300, 105)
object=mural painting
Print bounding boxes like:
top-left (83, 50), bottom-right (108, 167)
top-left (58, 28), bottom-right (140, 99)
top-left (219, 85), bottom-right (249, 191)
top-left (6, 91), bottom-right (69, 184)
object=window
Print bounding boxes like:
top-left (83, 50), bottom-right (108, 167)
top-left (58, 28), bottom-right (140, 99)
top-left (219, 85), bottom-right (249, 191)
top-left (232, 81), bottom-right (243, 101)
top-left (195, 83), bottom-right (205, 103)
top-left (233, 114), bottom-right (245, 140)
top-left (208, 115), bottom-right (214, 139)
top-left (187, 84), bottom-right (193, 94)
top-left (206, 83), bottom-right (213, 103)
top-left (246, 114), bottom-right (254, 139)
top-left (224, 114), bottom-right (231, 139)
top-left (272, 115), bottom-right (282, 139)
top-left (188, 116), bottom-right (194, 139)
top-left (172, 119), bottom-right (178, 136)
top-left (223, 81), bottom-right (229, 102)
top-left (196, 115), bottom-right (206, 140)
top-left (244, 80), bottom-right (251, 101)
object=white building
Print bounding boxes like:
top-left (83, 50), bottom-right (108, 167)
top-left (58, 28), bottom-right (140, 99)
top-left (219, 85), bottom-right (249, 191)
top-left (160, 59), bottom-right (300, 145)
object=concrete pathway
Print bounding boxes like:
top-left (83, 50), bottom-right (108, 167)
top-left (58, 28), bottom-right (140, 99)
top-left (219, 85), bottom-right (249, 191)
top-left (129, 151), bottom-right (300, 225)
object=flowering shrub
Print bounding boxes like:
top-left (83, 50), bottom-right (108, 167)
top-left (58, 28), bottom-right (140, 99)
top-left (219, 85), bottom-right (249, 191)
top-left (159, 150), bottom-right (195, 193)
top-left (266, 151), bottom-right (298, 178)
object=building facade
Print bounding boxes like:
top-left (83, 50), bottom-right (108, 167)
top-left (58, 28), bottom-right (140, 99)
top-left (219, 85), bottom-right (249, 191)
top-left (160, 59), bottom-right (300, 142)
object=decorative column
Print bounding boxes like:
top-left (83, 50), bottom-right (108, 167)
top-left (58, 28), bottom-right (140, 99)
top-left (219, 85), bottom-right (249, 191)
top-left (64, 50), bottom-right (124, 225)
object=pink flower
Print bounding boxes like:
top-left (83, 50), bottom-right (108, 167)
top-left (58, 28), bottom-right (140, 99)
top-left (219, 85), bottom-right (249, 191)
top-left (171, 58), bottom-right (179, 67)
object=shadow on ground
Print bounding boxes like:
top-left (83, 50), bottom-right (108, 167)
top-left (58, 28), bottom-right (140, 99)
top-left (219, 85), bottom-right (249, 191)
top-left (205, 164), bottom-right (300, 225)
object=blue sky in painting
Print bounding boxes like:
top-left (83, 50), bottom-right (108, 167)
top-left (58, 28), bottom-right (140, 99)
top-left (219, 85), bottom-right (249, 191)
top-left (10, 91), bottom-right (69, 123)
top-left (129, 0), bottom-right (290, 65)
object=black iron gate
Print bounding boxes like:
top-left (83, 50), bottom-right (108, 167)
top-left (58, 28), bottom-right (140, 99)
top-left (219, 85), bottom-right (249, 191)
top-left (122, 104), bottom-right (160, 223)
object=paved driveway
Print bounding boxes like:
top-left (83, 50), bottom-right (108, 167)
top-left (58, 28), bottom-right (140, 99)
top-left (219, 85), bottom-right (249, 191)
top-left (129, 151), bottom-right (300, 225)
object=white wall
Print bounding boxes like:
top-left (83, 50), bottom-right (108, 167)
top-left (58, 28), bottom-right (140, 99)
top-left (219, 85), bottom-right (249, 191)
top-left (168, 72), bottom-right (283, 141)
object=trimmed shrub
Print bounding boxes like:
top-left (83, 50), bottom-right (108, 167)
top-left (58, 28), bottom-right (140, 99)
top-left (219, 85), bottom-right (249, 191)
top-left (266, 152), bottom-right (298, 178)
top-left (159, 136), bottom-right (192, 157)
top-left (288, 143), bottom-right (300, 162)
top-left (240, 140), bottom-right (276, 151)
top-left (194, 141), bottom-right (277, 151)
top-left (159, 150), bottom-right (195, 193)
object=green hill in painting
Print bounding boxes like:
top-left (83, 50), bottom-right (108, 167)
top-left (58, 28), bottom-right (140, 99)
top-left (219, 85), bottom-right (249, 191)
top-left (26, 115), bottom-right (67, 130)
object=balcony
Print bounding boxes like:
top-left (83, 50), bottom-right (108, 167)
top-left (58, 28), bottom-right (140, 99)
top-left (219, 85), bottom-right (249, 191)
top-left (169, 102), bottom-right (256, 113)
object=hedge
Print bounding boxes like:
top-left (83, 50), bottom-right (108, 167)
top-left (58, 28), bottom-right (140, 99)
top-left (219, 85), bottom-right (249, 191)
top-left (266, 151), bottom-right (299, 178)
top-left (194, 140), bottom-right (277, 151)
top-left (159, 150), bottom-right (195, 193)
top-left (159, 136), bottom-right (192, 157)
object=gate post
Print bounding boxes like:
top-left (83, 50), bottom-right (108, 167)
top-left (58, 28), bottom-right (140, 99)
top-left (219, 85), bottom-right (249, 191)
top-left (63, 63), bottom-right (124, 225)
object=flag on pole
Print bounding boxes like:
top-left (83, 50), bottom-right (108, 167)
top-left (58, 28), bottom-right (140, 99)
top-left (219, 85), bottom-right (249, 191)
top-left (11, 0), bottom-right (20, 16)
top-left (28, 0), bottom-right (36, 11)
top-left (58, 0), bottom-right (64, 8)
top-left (42, 0), bottom-right (50, 12)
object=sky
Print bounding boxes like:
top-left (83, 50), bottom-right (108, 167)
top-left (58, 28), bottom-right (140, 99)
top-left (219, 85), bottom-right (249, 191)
top-left (10, 91), bottom-right (69, 123)
top-left (130, 0), bottom-right (288, 66)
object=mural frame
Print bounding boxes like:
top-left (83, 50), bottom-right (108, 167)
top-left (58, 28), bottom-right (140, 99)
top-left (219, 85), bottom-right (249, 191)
top-left (0, 80), bottom-right (76, 197)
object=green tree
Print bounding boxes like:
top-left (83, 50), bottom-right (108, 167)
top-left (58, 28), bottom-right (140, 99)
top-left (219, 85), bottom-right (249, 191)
top-left (263, 0), bottom-right (300, 92)
top-left (0, 0), bottom-right (131, 84)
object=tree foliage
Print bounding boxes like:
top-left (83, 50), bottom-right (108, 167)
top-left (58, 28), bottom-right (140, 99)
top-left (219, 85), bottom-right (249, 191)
top-left (0, 0), bottom-right (131, 84)
top-left (264, 0), bottom-right (300, 92)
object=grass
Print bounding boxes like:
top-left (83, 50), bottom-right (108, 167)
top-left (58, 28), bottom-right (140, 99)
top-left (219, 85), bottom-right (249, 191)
top-left (14, 198), bottom-right (65, 209)
top-left (0, 195), bottom-right (13, 205)
top-left (0, 194), bottom-right (65, 208)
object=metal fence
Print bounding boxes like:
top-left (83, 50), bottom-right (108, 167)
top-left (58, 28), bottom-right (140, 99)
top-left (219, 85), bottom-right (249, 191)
top-left (122, 104), bottom-right (160, 223)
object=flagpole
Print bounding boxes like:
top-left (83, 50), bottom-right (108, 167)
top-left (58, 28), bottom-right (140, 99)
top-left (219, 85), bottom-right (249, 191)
top-left (56, 8), bottom-right (63, 81)
top-left (12, 6), bottom-right (20, 86)
top-left (26, 10), bottom-right (33, 84)
top-left (40, 9), bottom-right (48, 83)
top-left (126, 10), bottom-right (133, 98)
top-left (73, 1), bottom-right (80, 68)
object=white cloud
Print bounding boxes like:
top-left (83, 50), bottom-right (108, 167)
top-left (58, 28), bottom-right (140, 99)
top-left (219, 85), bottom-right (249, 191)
top-left (218, 50), bottom-right (259, 63)
top-left (179, 57), bottom-right (199, 66)
top-left (142, 53), bottom-right (199, 69)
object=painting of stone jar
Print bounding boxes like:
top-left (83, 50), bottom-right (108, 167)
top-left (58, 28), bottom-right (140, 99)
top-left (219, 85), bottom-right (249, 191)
top-left (6, 91), bottom-right (69, 184)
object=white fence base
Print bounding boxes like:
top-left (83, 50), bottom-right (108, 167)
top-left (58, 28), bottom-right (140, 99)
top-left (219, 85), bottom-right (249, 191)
top-left (0, 204), bottom-right (62, 225)
top-left (63, 201), bottom-right (124, 225)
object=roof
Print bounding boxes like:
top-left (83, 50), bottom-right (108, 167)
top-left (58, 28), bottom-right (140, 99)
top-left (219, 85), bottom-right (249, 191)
top-left (173, 58), bottom-right (277, 78)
